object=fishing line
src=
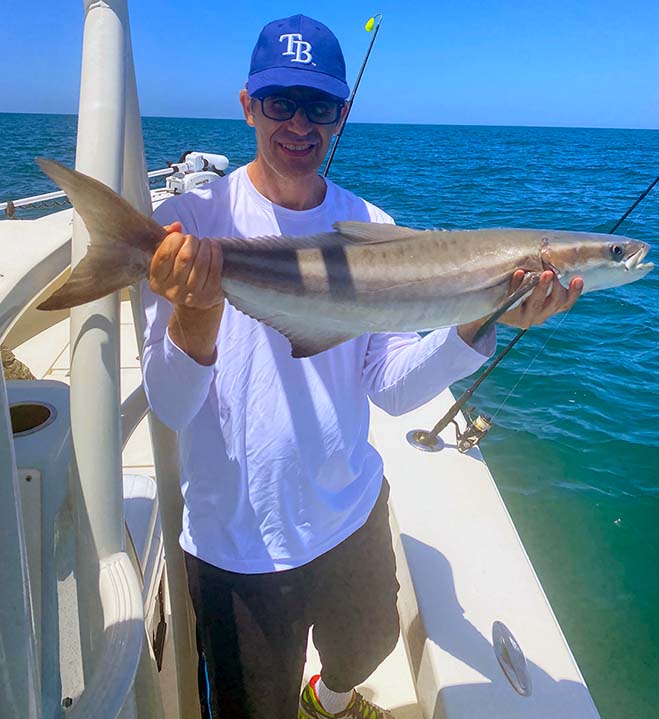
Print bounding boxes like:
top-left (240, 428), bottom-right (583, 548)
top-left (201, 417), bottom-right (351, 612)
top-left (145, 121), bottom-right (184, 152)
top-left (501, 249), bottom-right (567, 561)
top-left (608, 173), bottom-right (659, 235)
top-left (407, 170), bottom-right (658, 453)
top-left (612, 189), bottom-right (656, 237)
top-left (491, 308), bottom-right (573, 422)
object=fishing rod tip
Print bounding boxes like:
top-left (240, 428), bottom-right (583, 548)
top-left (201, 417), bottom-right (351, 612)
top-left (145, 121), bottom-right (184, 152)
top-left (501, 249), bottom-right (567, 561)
top-left (365, 13), bottom-right (382, 32)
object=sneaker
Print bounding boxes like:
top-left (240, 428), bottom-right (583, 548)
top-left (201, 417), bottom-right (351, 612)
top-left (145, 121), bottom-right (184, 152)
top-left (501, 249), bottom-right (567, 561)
top-left (299, 675), bottom-right (395, 719)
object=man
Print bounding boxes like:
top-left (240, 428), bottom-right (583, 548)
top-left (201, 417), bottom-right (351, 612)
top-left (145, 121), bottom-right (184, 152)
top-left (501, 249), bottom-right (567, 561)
top-left (141, 14), bottom-right (582, 719)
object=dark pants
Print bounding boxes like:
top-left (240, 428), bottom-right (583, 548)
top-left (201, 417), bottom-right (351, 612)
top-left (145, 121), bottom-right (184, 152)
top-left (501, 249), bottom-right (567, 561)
top-left (184, 479), bottom-right (400, 719)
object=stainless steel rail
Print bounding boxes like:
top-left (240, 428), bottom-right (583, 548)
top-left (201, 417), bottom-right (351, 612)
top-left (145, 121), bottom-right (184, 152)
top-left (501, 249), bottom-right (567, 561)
top-left (0, 168), bottom-right (174, 215)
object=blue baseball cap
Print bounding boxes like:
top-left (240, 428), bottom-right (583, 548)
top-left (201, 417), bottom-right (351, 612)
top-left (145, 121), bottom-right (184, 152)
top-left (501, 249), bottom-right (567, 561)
top-left (247, 15), bottom-right (350, 100)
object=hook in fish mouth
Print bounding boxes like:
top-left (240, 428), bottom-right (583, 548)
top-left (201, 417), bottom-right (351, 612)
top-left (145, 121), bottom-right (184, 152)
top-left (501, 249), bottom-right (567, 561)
top-left (624, 244), bottom-right (653, 271)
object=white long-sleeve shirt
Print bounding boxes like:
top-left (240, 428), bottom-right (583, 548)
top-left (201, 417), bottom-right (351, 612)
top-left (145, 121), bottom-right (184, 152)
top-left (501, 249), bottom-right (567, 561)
top-left (142, 166), bottom-right (494, 573)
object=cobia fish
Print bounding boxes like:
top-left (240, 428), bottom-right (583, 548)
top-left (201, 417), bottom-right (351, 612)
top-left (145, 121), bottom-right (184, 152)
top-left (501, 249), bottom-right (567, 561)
top-left (36, 158), bottom-right (654, 358)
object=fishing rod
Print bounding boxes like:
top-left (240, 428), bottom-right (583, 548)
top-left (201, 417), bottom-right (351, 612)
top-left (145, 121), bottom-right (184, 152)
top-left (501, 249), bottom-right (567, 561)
top-left (408, 174), bottom-right (659, 454)
top-left (609, 173), bottom-right (659, 234)
top-left (323, 13), bottom-right (383, 178)
top-left (407, 329), bottom-right (528, 453)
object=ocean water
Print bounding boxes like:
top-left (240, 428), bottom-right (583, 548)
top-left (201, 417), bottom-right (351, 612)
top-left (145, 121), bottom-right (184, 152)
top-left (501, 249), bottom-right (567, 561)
top-left (2, 113), bottom-right (658, 717)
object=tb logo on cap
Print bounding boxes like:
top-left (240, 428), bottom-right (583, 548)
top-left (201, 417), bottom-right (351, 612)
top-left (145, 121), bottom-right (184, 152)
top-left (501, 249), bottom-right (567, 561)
top-left (279, 33), bottom-right (313, 64)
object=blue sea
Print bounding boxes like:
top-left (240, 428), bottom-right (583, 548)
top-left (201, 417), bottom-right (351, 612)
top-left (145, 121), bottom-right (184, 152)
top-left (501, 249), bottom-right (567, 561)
top-left (2, 113), bottom-right (658, 717)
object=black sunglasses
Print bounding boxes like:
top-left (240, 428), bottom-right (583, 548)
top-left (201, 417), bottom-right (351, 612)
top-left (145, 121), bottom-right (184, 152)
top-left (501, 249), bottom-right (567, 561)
top-left (258, 95), bottom-right (344, 125)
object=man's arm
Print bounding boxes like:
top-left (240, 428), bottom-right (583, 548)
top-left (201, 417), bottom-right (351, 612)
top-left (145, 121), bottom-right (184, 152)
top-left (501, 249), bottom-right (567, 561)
top-left (363, 327), bottom-right (493, 417)
top-left (141, 221), bottom-right (224, 430)
top-left (364, 269), bottom-right (584, 416)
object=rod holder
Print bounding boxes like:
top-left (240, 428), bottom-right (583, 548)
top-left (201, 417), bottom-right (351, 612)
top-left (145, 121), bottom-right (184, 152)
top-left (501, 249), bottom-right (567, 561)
top-left (9, 402), bottom-right (56, 436)
top-left (406, 428), bottom-right (445, 452)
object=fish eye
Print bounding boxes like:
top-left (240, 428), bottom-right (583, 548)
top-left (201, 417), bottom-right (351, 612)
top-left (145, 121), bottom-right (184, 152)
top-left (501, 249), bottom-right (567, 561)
top-left (610, 244), bottom-right (624, 261)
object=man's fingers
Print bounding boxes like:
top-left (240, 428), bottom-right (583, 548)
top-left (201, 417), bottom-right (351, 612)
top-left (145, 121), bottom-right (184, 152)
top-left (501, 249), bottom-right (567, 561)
top-left (186, 238), bottom-right (211, 294)
top-left (535, 274), bottom-right (583, 321)
top-left (500, 270), bottom-right (583, 330)
top-left (509, 269), bottom-right (526, 292)
top-left (563, 277), bottom-right (584, 311)
top-left (151, 231), bottom-right (187, 284)
top-left (204, 241), bottom-right (224, 295)
top-left (541, 277), bottom-right (564, 314)
top-left (171, 235), bottom-right (201, 287)
top-left (525, 271), bottom-right (554, 315)
top-left (148, 230), bottom-right (223, 308)
top-left (542, 275), bottom-right (583, 315)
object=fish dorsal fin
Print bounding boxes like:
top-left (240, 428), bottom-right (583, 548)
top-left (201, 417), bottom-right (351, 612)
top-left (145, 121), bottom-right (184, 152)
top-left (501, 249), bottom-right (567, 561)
top-left (218, 223), bottom-right (417, 254)
top-left (217, 232), bottom-right (344, 253)
top-left (287, 328), bottom-right (356, 358)
top-left (333, 221), bottom-right (422, 244)
top-left (217, 222), bottom-right (423, 255)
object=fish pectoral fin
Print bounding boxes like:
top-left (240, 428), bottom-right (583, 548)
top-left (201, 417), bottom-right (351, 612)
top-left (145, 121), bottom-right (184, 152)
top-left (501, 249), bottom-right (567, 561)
top-left (268, 315), bottom-right (357, 358)
top-left (288, 331), bottom-right (357, 358)
top-left (333, 221), bottom-right (422, 244)
top-left (473, 272), bottom-right (542, 342)
top-left (224, 290), bottom-right (357, 358)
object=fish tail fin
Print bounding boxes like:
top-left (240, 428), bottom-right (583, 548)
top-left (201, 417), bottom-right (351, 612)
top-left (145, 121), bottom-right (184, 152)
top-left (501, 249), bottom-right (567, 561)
top-left (35, 158), bottom-right (166, 310)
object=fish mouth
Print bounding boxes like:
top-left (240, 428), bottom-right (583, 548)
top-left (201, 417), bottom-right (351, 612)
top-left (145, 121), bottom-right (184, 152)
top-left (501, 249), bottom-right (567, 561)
top-left (624, 243), bottom-right (654, 271)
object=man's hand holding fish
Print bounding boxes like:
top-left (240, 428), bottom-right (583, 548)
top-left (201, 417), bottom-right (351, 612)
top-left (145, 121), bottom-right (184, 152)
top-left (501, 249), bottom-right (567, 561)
top-left (149, 221), bottom-right (224, 365)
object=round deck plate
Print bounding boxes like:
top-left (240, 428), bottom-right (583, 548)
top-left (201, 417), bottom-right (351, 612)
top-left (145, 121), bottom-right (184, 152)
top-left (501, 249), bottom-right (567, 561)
top-left (492, 621), bottom-right (532, 697)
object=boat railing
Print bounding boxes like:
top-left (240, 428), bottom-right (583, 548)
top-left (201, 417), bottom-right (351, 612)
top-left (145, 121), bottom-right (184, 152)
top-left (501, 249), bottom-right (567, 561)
top-left (0, 168), bottom-right (175, 218)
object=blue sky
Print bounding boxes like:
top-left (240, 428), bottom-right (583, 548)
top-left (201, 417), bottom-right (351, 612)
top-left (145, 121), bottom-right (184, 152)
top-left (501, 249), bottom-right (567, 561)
top-left (1, 0), bottom-right (657, 128)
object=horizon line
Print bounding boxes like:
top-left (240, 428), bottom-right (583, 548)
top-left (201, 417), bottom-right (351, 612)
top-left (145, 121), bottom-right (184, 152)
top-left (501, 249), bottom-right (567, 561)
top-left (0, 110), bottom-right (657, 133)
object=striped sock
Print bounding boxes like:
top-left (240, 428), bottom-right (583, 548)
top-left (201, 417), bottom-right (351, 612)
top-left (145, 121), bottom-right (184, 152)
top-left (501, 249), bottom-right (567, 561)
top-left (314, 676), bottom-right (353, 715)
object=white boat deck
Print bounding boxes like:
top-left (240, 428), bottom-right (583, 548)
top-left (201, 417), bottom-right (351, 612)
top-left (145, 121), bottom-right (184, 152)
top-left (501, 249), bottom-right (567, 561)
top-left (11, 299), bottom-right (422, 717)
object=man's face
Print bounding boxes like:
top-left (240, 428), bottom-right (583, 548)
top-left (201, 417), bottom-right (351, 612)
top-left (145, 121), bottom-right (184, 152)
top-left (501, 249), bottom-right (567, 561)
top-left (240, 86), bottom-right (347, 179)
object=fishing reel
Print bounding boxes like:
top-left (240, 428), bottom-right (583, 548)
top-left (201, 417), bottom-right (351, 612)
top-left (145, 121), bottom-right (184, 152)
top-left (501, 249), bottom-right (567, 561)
top-left (407, 328), bottom-right (528, 454)
top-left (407, 407), bottom-right (493, 454)
top-left (455, 409), bottom-right (493, 453)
